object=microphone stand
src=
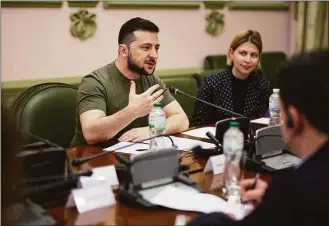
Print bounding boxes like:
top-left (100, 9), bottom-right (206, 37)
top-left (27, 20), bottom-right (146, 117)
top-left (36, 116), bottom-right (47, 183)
top-left (169, 87), bottom-right (245, 118)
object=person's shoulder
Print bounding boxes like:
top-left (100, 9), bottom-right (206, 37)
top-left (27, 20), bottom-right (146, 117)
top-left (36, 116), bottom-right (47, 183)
top-left (88, 63), bottom-right (114, 79)
top-left (81, 63), bottom-right (114, 84)
top-left (252, 70), bottom-right (271, 91)
top-left (204, 69), bottom-right (229, 83)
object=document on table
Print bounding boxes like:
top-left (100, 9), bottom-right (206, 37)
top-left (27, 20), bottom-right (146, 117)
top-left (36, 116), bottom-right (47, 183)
top-left (103, 136), bottom-right (216, 154)
top-left (140, 183), bottom-right (253, 220)
top-left (182, 127), bottom-right (216, 139)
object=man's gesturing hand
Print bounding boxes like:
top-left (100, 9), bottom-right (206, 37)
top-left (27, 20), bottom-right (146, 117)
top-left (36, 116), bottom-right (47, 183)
top-left (128, 81), bottom-right (164, 118)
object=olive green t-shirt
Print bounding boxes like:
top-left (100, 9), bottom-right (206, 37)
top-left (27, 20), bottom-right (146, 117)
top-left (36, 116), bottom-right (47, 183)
top-left (70, 62), bottom-right (175, 147)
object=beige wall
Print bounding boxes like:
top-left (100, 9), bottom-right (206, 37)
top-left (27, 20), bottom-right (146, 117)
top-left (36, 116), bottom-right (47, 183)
top-left (1, 2), bottom-right (293, 81)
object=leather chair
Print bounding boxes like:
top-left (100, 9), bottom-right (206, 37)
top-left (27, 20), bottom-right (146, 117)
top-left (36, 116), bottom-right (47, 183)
top-left (159, 74), bottom-right (199, 121)
top-left (11, 83), bottom-right (78, 148)
top-left (203, 55), bottom-right (227, 70)
top-left (260, 51), bottom-right (287, 89)
top-left (193, 69), bottom-right (224, 88)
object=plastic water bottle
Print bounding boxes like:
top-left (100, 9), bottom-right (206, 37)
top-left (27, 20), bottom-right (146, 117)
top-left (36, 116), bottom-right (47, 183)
top-left (223, 121), bottom-right (244, 203)
top-left (148, 103), bottom-right (166, 150)
top-left (269, 89), bottom-right (281, 126)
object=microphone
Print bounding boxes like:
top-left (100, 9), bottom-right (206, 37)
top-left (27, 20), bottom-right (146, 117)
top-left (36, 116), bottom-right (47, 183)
top-left (19, 169), bottom-right (93, 185)
top-left (169, 86), bottom-right (245, 118)
top-left (18, 170), bottom-right (93, 197)
top-left (206, 131), bottom-right (222, 150)
top-left (71, 134), bottom-right (175, 167)
top-left (20, 130), bottom-right (62, 149)
top-left (20, 178), bottom-right (79, 198)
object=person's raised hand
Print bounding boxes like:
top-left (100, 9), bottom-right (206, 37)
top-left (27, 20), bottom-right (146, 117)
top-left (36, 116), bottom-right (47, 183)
top-left (128, 81), bottom-right (164, 118)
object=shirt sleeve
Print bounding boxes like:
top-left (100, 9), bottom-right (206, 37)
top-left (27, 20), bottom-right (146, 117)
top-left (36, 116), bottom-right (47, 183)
top-left (191, 75), bottom-right (216, 126)
top-left (153, 76), bottom-right (175, 107)
top-left (78, 74), bottom-right (107, 116)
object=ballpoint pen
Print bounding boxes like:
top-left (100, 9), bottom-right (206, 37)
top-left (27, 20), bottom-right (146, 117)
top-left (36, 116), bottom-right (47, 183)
top-left (251, 173), bottom-right (260, 190)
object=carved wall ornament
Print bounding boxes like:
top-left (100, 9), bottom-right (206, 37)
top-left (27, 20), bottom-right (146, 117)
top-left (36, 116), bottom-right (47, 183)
top-left (205, 10), bottom-right (225, 36)
top-left (70, 9), bottom-right (96, 40)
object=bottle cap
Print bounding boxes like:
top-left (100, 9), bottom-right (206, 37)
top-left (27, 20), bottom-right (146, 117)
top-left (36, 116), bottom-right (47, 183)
top-left (154, 103), bottom-right (162, 107)
top-left (229, 121), bottom-right (240, 127)
top-left (273, 88), bottom-right (280, 93)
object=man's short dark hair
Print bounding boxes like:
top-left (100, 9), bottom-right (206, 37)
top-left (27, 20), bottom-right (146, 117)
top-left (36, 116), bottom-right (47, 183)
top-left (118, 17), bottom-right (159, 46)
top-left (278, 50), bottom-right (329, 134)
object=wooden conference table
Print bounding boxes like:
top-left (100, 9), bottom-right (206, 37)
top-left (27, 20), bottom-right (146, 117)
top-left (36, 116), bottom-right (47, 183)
top-left (48, 125), bottom-right (270, 226)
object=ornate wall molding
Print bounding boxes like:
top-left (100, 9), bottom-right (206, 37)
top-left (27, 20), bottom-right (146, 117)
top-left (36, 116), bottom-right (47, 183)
top-left (203, 2), bottom-right (227, 37)
top-left (205, 10), bottom-right (225, 36)
top-left (70, 9), bottom-right (96, 41)
top-left (103, 1), bottom-right (200, 9)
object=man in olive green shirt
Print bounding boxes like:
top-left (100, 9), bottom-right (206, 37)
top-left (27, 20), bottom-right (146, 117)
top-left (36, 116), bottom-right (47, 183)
top-left (71, 17), bottom-right (189, 147)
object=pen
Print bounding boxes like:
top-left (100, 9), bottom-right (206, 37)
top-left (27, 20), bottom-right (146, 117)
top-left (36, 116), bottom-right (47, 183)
top-left (251, 173), bottom-right (260, 190)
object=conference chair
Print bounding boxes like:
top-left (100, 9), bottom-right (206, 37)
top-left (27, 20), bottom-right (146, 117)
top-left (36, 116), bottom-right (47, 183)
top-left (11, 82), bottom-right (78, 148)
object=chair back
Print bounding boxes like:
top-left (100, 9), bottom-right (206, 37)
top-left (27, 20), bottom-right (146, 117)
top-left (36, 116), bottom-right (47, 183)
top-left (11, 83), bottom-right (78, 148)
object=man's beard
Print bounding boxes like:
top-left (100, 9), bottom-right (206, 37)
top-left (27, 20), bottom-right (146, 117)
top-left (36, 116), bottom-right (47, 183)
top-left (127, 53), bottom-right (155, 76)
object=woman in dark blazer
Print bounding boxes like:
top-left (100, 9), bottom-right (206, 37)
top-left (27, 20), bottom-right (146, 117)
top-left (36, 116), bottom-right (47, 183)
top-left (191, 30), bottom-right (271, 126)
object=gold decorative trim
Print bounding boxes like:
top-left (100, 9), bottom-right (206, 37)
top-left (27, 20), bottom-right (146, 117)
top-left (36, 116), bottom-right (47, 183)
top-left (203, 1), bottom-right (226, 10)
top-left (67, 1), bottom-right (99, 8)
top-left (228, 2), bottom-right (290, 11)
top-left (103, 1), bottom-right (200, 9)
top-left (1, 1), bottom-right (63, 8)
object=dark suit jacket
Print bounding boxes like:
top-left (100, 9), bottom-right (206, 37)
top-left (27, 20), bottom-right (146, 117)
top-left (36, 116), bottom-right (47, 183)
top-left (191, 68), bottom-right (271, 126)
top-left (187, 141), bottom-right (329, 226)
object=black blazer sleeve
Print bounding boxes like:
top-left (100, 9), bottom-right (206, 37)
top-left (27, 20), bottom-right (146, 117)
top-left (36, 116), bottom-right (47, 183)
top-left (256, 79), bottom-right (271, 118)
top-left (191, 75), bottom-right (217, 126)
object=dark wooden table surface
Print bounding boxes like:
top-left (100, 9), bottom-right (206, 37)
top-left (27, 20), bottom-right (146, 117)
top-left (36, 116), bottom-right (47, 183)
top-left (47, 130), bottom-right (270, 226)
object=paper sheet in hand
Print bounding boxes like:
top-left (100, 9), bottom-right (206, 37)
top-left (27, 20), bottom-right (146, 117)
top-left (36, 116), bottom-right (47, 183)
top-left (142, 184), bottom-right (253, 220)
top-left (182, 127), bottom-right (216, 139)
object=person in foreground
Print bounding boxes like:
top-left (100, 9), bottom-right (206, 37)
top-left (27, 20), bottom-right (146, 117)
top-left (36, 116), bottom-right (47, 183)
top-left (191, 30), bottom-right (271, 126)
top-left (187, 50), bottom-right (329, 226)
top-left (71, 17), bottom-right (189, 146)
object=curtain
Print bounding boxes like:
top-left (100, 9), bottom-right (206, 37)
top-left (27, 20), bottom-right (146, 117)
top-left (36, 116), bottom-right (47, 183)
top-left (295, 1), bottom-right (328, 53)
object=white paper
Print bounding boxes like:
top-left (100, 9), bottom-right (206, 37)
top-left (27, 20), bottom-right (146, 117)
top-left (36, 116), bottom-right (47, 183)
top-left (157, 136), bottom-right (215, 151)
top-left (203, 154), bottom-right (225, 175)
top-left (103, 136), bottom-right (215, 153)
top-left (144, 185), bottom-right (252, 220)
top-left (71, 186), bottom-right (116, 213)
top-left (103, 141), bottom-right (150, 155)
top-left (79, 165), bottom-right (119, 190)
top-left (182, 127), bottom-right (216, 139)
top-left (250, 117), bottom-right (269, 125)
top-left (139, 182), bottom-right (200, 201)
